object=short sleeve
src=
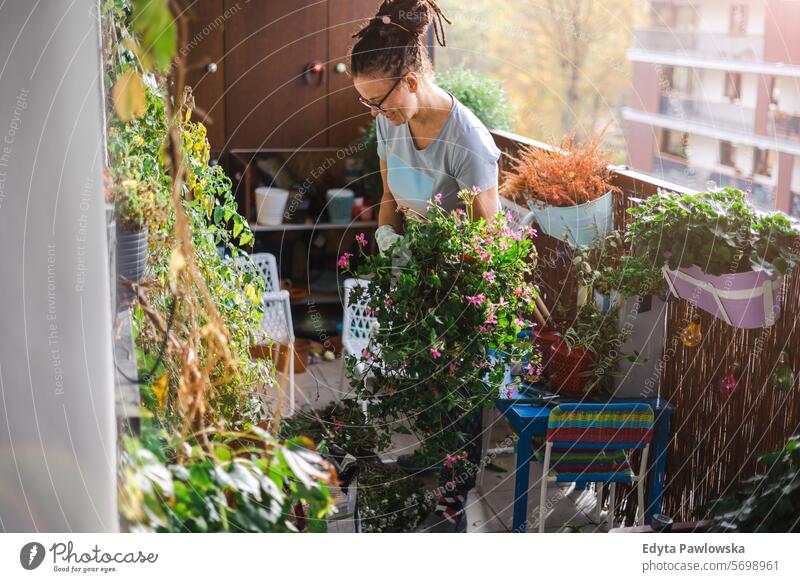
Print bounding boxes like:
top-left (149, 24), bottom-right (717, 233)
top-left (375, 117), bottom-right (387, 160)
top-left (452, 126), bottom-right (501, 193)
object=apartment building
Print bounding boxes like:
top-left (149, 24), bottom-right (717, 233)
top-left (623, 0), bottom-right (800, 217)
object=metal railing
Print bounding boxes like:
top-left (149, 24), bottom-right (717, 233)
top-left (633, 29), bottom-right (764, 61)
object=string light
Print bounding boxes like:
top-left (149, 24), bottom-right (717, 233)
top-left (681, 314), bottom-right (702, 348)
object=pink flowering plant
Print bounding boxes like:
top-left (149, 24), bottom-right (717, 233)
top-left (340, 189), bottom-right (541, 466)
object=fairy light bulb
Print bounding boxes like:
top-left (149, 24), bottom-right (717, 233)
top-left (681, 314), bottom-right (702, 348)
top-left (771, 351), bottom-right (796, 392)
top-left (719, 362), bottom-right (741, 397)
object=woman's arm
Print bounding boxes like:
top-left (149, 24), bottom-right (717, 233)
top-left (472, 186), bottom-right (499, 223)
top-left (377, 159), bottom-right (404, 232)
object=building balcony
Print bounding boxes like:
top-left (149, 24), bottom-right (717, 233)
top-left (659, 95), bottom-right (756, 134)
top-left (633, 29), bottom-right (764, 62)
top-left (768, 110), bottom-right (800, 141)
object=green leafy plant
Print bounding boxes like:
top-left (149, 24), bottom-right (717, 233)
top-left (341, 191), bottom-right (539, 467)
top-left (626, 187), bottom-right (800, 277)
top-left (557, 302), bottom-right (634, 393)
top-left (704, 435), bottom-right (800, 532)
top-left (280, 400), bottom-right (379, 460)
top-left (119, 422), bottom-right (334, 533)
top-left (573, 231), bottom-right (665, 298)
top-left (357, 462), bottom-right (435, 533)
top-left (436, 67), bottom-right (515, 131)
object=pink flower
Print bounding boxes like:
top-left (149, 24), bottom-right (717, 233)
top-left (514, 318), bottom-right (526, 327)
top-left (386, 298), bottom-right (393, 306)
top-left (333, 419), bottom-right (345, 433)
top-left (434, 192), bottom-right (443, 204)
top-left (430, 347), bottom-right (442, 359)
top-left (361, 348), bottom-right (374, 362)
top-left (355, 232), bottom-right (368, 247)
top-left (338, 252), bottom-right (353, 269)
top-left (483, 271), bottom-right (495, 282)
top-left (465, 294), bottom-right (486, 305)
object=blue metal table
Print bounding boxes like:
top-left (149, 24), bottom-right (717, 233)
top-left (493, 396), bottom-right (675, 533)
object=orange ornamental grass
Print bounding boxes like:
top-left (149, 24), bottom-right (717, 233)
top-left (502, 134), bottom-right (621, 207)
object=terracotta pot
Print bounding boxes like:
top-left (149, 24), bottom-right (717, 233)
top-left (548, 340), bottom-right (595, 397)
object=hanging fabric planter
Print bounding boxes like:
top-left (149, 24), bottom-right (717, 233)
top-left (662, 264), bottom-right (783, 329)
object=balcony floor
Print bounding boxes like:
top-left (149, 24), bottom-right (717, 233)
top-left (275, 357), bottom-right (610, 533)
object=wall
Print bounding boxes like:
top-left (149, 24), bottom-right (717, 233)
top-left (0, 1), bottom-right (117, 531)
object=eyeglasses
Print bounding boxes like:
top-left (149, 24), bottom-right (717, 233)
top-left (357, 76), bottom-right (404, 113)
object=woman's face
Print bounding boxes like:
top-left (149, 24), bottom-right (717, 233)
top-left (353, 72), bottom-right (419, 125)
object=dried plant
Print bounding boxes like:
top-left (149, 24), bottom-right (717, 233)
top-left (502, 134), bottom-right (621, 207)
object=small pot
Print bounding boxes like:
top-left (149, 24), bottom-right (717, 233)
top-left (116, 225), bottom-right (148, 309)
top-left (593, 288), bottom-right (623, 313)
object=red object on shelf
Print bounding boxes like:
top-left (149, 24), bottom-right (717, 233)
top-left (548, 341), bottom-right (595, 397)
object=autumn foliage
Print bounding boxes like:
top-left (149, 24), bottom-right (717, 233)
top-left (502, 135), bottom-right (621, 207)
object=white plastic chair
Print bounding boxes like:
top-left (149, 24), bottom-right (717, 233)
top-left (340, 278), bottom-right (378, 412)
top-left (249, 252), bottom-right (296, 415)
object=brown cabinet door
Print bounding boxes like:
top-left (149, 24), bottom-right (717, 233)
top-left (183, 0), bottom-right (227, 154)
top-left (224, 0), bottom-right (329, 149)
top-left (327, 0), bottom-right (375, 148)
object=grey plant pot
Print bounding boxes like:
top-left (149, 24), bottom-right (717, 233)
top-left (612, 293), bottom-right (667, 399)
top-left (116, 226), bottom-right (148, 309)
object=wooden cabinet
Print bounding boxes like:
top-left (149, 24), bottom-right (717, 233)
top-left (183, 0), bottom-right (376, 151)
top-left (327, 0), bottom-right (374, 147)
top-left (183, 0), bottom-right (227, 153)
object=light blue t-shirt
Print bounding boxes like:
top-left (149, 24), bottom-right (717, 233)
top-left (376, 92), bottom-right (501, 215)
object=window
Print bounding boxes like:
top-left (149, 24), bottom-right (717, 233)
top-left (662, 130), bottom-right (689, 159)
top-left (724, 73), bottom-right (742, 101)
top-left (729, 4), bottom-right (748, 35)
top-left (720, 141), bottom-right (735, 168)
top-left (753, 148), bottom-right (773, 177)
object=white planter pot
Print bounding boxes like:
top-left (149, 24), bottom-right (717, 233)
top-left (612, 293), bottom-right (666, 399)
top-left (255, 186), bottom-right (289, 226)
top-left (527, 189), bottom-right (613, 247)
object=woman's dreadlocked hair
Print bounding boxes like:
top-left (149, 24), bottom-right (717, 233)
top-left (349, 0), bottom-right (451, 79)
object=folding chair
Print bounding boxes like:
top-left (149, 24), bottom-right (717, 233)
top-left (250, 252), bottom-right (296, 415)
top-left (340, 278), bottom-right (378, 413)
top-left (535, 402), bottom-right (653, 532)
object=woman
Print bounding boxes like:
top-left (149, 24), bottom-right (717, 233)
top-left (349, 0), bottom-right (500, 531)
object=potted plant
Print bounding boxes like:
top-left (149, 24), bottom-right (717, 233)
top-left (502, 134), bottom-right (622, 247)
top-left (571, 231), bottom-right (667, 398)
top-left (550, 302), bottom-right (633, 398)
top-left (341, 190), bottom-right (538, 476)
top-left (627, 187), bottom-right (800, 328)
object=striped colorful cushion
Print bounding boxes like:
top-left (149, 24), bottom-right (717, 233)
top-left (534, 447), bottom-right (633, 479)
top-left (546, 406), bottom-right (654, 447)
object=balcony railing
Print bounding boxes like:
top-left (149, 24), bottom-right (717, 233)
top-left (659, 94), bottom-right (755, 134)
top-left (767, 110), bottom-right (800, 141)
top-left (633, 29), bottom-right (764, 61)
